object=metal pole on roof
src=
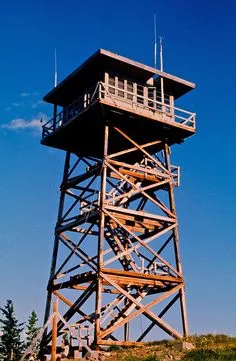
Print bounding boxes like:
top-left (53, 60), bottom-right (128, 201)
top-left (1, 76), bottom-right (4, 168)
top-left (154, 14), bottom-right (157, 69)
top-left (159, 37), bottom-right (165, 107)
top-left (53, 48), bottom-right (58, 130)
top-left (159, 36), bottom-right (164, 72)
top-left (54, 48), bottom-right (58, 87)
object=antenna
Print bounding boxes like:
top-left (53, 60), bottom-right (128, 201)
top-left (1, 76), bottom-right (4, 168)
top-left (154, 14), bottom-right (157, 69)
top-left (54, 48), bottom-right (58, 87)
top-left (159, 36), bottom-right (164, 71)
top-left (53, 48), bottom-right (58, 128)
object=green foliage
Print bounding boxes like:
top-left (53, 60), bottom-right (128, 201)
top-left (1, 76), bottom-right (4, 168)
top-left (0, 300), bottom-right (25, 361)
top-left (188, 334), bottom-right (236, 349)
top-left (183, 348), bottom-right (236, 361)
top-left (111, 335), bottom-right (236, 361)
top-left (146, 339), bottom-right (177, 348)
top-left (108, 344), bottom-right (121, 351)
top-left (25, 310), bottom-right (40, 357)
top-left (25, 310), bottom-right (39, 347)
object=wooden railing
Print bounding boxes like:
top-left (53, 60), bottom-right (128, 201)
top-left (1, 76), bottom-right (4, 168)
top-left (42, 81), bottom-right (196, 138)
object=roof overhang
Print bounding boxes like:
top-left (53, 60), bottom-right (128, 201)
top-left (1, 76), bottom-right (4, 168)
top-left (44, 49), bottom-right (195, 106)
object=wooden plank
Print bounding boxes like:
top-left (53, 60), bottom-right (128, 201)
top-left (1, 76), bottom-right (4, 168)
top-left (106, 163), bottom-right (175, 219)
top-left (101, 268), bottom-right (183, 284)
top-left (111, 168), bottom-right (163, 182)
top-left (104, 209), bottom-right (180, 278)
top-left (100, 98), bottom-right (196, 133)
top-left (100, 284), bottom-right (183, 340)
top-left (108, 159), bottom-right (169, 178)
top-left (109, 212), bottom-right (162, 226)
top-left (105, 204), bottom-right (175, 223)
top-left (106, 276), bottom-right (164, 287)
top-left (98, 339), bottom-right (144, 347)
top-left (100, 273), bottom-right (183, 339)
top-left (102, 223), bottom-right (176, 269)
top-left (110, 219), bottom-right (156, 233)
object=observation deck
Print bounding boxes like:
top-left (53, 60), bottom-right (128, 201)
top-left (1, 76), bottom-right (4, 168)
top-left (42, 49), bottom-right (196, 159)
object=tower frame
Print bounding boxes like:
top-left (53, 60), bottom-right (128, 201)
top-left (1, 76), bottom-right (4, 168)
top-left (40, 49), bottom-right (196, 355)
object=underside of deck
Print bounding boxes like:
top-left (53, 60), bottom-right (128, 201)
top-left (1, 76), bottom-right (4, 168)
top-left (41, 101), bottom-right (195, 161)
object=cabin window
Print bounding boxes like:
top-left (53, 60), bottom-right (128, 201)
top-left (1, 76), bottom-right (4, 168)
top-left (156, 90), bottom-right (162, 110)
top-left (127, 81), bottom-right (133, 101)
top-left (148, 87), bottom-right (155, 108)
top-left (164, 95), bottom-right (171, 113)
top-left (137, 84), bottom-right (144, 104)
top-left (118, 79), bottom-right (124, 97)
top-left (108, 75), bottom-right (115, 94)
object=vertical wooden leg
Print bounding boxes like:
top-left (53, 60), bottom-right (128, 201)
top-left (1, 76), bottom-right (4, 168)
top-left (51, 298), bottom-right (58, 361)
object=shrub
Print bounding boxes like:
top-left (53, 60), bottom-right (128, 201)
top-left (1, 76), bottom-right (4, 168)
top-left (183, 348), bottom-right (236, 361)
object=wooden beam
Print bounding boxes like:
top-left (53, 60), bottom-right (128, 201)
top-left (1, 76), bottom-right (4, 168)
top-left (100, 274), bottom-right (183, 339)
top-left (101, 268), bottom-right (183, 284)
top-left (98, 339), bottom-right (144, 347)
top-left (51, 298), bottom-right (58, 361)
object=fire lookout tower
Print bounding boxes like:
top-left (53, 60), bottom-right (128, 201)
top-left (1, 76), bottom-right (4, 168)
top-left (41, 49), bottom-right (196, 352)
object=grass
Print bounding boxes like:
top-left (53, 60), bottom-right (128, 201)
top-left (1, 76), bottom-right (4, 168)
top-left (124, 356), bottom-right (160, 361)
top-left (183, 348), bottom-right (236, 360)
top-left (188, 334), bottom-right (236, 348)
top-left (105, 334), bottom-right (236, 361)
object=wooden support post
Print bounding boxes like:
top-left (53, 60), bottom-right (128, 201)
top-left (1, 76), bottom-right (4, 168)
top-left (164, 143), bottom-right (188, 337)
top-left (42, 152), bottom-right (71, 357)
top-left (124, 301), bottom-right (129, 342)
top-left (42, 123), bottom-right (192, 351)
top-left (95, 124), bottom-right (109, 347)
top-left (51, 298), bottom-right (58, 361)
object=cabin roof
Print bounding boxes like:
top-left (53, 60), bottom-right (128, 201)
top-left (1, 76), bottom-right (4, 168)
top-left (44, 48), bottom-right (195, 106)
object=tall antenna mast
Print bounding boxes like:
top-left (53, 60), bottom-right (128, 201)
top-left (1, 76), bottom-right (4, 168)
top-left (53, 48), bottom-right (58, 129)
top-left (54, 48), bottom-right (58, 87)
top-left (154, 14), bottom-right (157, 69)
top-left (159, 36), bottom-right (164, 106)
top-left (159, 36), bottom-right (164, 71)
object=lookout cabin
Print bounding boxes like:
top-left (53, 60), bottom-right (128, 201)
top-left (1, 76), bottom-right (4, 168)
top-left (41, 49), bottom-right (196, 158)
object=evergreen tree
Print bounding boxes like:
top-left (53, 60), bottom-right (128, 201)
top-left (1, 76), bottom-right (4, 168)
top-left (25, 310), bottom-right (40, 357)
top-left (0, 300), bottom-right (25, 361)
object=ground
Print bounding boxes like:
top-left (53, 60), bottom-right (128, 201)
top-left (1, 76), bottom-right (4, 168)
top-left (59, 335), bottom-right (236, 360)
top-left (102, 335), bottom-right (236, 361)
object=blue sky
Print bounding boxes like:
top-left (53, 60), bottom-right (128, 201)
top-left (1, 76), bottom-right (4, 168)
top-left (0, 0), bottom-right (236, 337)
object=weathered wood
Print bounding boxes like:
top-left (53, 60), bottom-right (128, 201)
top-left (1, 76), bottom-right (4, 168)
top-left (164, 143), bottom-right (188, 336)
top-left (101, 273), bottom-right (183, 339)
top-left (101, 268), bottom-right (183, 283)
top-left (95, 124), bottom-right (109, 346)
top-left (105, 204), bottom-right (175, 224)
top-left (98, 339), bottom-right (144, 347)
top-left (102, 223), bottom-right (176, 269)
top-left (100, 285), bottom-right (182, 340)
top-left (108, 159), bottom-right (170, 178)
top-left (107, 139), bottom-right (162, 159)
top-left (42, 49), bottom-right (195, 353)
top-left (51, 298), bottom-right (58, 361)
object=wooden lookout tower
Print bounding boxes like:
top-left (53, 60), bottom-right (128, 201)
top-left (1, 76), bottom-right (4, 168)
top-left (41, 49), bottom-right (196, 355)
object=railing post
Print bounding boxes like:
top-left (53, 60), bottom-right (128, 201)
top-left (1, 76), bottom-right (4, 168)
top-left (99, 82), bottom-right (103, 100)
top-left (53, 104), bottom-right (57, 131)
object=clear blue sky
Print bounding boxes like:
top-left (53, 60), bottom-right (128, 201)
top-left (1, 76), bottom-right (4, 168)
top-left (0, 0), bottom-right (236, 337)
